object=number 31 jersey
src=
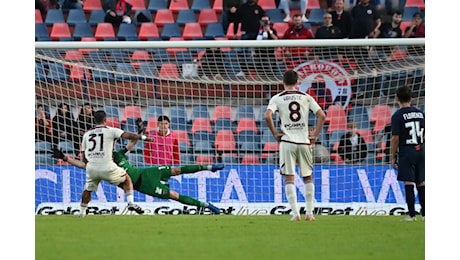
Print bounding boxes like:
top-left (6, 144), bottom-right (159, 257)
top-left (391, 107), bottom-right (425, 148)
top-left (267, 90), bottom-right (321, 144)
top-left (82, 126), bottom-right (124, 165)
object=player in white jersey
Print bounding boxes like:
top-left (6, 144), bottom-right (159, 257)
top-left (79, 110), bottom-right (154, 218)
top-left (265, 70), bottom-right (326, 221)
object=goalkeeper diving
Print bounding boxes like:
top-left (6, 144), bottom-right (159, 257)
top-left (52, 119), bottom-right (223, 214)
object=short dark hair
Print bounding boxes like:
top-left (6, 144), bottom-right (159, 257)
top-left (393, 10), bottom-right (402, 16)
top-left (396, 85), bottom-right (412, 103)
top-left (94, 110), bottom-right (107, 124)
top-left (412, 12), bottom-right (422, 19)
top-left (283, 70), bottom-right (298, 86)
top-left (158, 115), bottom-right (170, 123)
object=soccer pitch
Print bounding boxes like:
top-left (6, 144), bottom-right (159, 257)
top-left (35, 215), bottom-right (424, 260)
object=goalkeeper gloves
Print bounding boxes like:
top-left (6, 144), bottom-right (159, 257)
top-left (51, 147), bottom-right (68, 161)
top-left (136, 118), bottom-right (145, 134)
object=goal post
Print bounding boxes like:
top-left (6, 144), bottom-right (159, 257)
top-left (35, 38), bottom-right (425, 216)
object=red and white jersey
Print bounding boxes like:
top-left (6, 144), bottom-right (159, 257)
top-left (267, 90), bottom-right (321, 144)
top-left (82, 125), bottom-right (124, 165)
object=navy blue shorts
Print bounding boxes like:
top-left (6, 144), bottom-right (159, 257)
top-left (397, 145), bottom-right (425, 184)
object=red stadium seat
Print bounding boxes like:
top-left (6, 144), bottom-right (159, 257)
top-left (138, 23), bottom-right (160, 40)
top-left (159, 63), bottom-right (180, 79)
top-left (191, 118), bottom-right (213, 134)
top-left (50, 23), bottom-right (72, 40)
top-left (400, 21), bottom-right (412, 37)
top-left (236, 118), bottom-right (258, 135)
top-left (273, 22), bottom-right (289, 38)
top-left (307, 0), bottom-right (321, 10)
top-left (405, 0), bottom-right (425, 10)
top-left (94, 23), bottom-right (116, 40)
top-left (154, 9), bottom-right (175, 25)
top-left (64, 50), bottom-right (84, 68)
top-left (258, 0), bottom-right (276, 9)
top-left (130, 50), bottom-right (151, 69)
top-left (213, 0), bottom-right (223, 13)
top-left (83, 0), bottom-right (103, 13)
top-left (226, 22), bottom-right (242, 40)
top-left (212, 106), bottom-right (233, 123)
top-left (129, 0), bottom-right (146, 10)
top-left (198, 9), bottom-right (218, 25)
top-left (356, 129), bottom-right (373, 145)
top-left (106, 117), bottom-right (120, 128)
top-left (371, 105), bottom-right (392, 134)
top-left (182, 22), bottom-right (203, 40)
top-left (173, 130), bottom-right (191, 146)
top-left (69, 64), bottom-right (88, 81)
top-left (169, 0), bottom-right (189, 13)
top-left (214, 130), bottom-right (236, 152)
top-left (241, 154), bottom-right (260, 165)
top-left (166, 37), bottom-right (188, 54)
top-left (122, 105), bottom-right (143, 123)
top-left (145, 117), bottom-right (159, 133)
top-left (325, 105), bottom-right (348, 133)
top-left (195, 155), bottom-right (215, 164)
top-left (35, 9), bottom-right (43, 23)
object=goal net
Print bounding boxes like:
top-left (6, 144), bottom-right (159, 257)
top-left (35, 38), bottom-right (425, 216)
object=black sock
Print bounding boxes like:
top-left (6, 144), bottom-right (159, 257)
top-left (416, 185), bottom-right (425, 216)
top-left (405, 185), bottom-right (416, 217)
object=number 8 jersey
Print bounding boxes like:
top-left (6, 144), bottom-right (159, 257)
top-left (267, 90), bottom-right (322, 144)
top-left (82, 125), bottom-right (124, 165)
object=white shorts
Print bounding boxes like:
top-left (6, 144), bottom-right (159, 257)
top-left (84, 161), bottom-right (128, 191)
top-left (279, 141), bottom-right (313, 177)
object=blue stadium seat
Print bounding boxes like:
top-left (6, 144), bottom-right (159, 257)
top-left (192, 131), bottom-right (215, 153)
top-left (191, 0), bottom-right (211, 12)
top-left (46, 63), bottom-right (67, 82)
top-left (137, 63), bottom-right (156, 82)
top-left (35, 63), bottom-right (47, 82)
top-left (402, 6), bottom-right (421, 21)
top-left (237, 130), bottom-right (260, 152)
top-left (152, 48), bottom-right (171, 70)
top-left (235, 105), bottom-right (255, 122)
top-left (115, 63), bottom-right (136, 82)
top-left (35, 154), bottom-right (57, 165)
top-left (122, 117), bottom-right (141, 133)
top-left (176, 9), bottom-right (196, 26)
top-left (88, 9), bottom-right (106, 26)
top-left (191, 105), bottom-right (211, 122)
top-left (57, 141), bottom-right (76, 155)
top-left (220, 154), bottom-right (238, 164)
top-left (66, 9), bottom-right (87, 26)
top-left (35, 23), bottom-right (51, 41)
top-left (45, 9), bottom-right (65, 26)
top-left (160, 23), bottom-right (182, 40)
top-left (308, 8), bottom-right (325, 25)
top-left (103, 105), bottom-right (120, 119)
top-left (72, 22), bottom-right (93, 40)
top-left (35, 141), bottom-right (52, 153)
top-left (117, 23), bottom-right (139, 41)
top-left (145, 105), bottom-right (164, 120)
top-left (328, 129), bottom-right (346, 150)
top-left (91, 63), bottom-right (114, 82)
top-left (347, 105), bottom-right (370, 130)
top-left (175, 51), bottom-right (194, 68)
top-left (170, 106), bottom-right (189, 131)
top-left (204, 23), bottom-right (226, 39)
top-left (134, 9), bottom-right (152, 25)
top-left (107, 49), bottom-right (130, 63)
top-left (213, 117), bottom-right (233, 133)
top-left (265, 9), bottom-right (284, 23)
top-left (148, 0), bottom-right (167, 13)
top-left (128, 152), bottom-right (147, 167)
top-left (86, 50), bottom-right (107, 63)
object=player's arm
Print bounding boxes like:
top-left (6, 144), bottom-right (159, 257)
top-left (390, 135), bottom-right (399, 170)
top-left (264, 108), bottom-right (283, 142)
top-left (52, 147), bottom-right (86, 169)
top-left (121, 132), bottom-right (154, 142)
top-left (309, 109), bottom-right (326, 144)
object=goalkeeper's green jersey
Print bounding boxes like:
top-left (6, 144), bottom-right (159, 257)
top-left (113, 149), bottom-right (172, 199)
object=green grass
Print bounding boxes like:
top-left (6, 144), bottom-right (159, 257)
top-left (35, 215), bottom-right (424, 260)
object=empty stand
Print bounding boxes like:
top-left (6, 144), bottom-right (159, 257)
top-left (265, 9), bottom-right (284, 23)
top-left (402, 6), bottom-right (421, 21)
top-left (169, 0), bottom-right (189, 13)
top-left (325, 105), bottom-right (348, 133)
top-left (138, 23), bottom-right (160, 40)
top-left (154, 9), bottom-right (175, 25)
top-left (241, 154), bottom-right (261, 165)
top-left (235, 105), bottom-right (255, 122)
top-left (198, 9), bottom-right (218, 25)
top-left (83, 0), bottom-right (103, 13)
top-left (236, 118), bottom-right (258, 134)
top-left (45, 9), bottom-right (65, 26)
top-left (182, 22), bottom-right (203, 40)
top-left (94, 23), bottom-right (116, 40)
top-left (195, 154), bottom-right (215, 164)
top-left (36, 23), bottom-right (51, 41)
top-left (130, 50), bottom-right (151, 69)
top-left (66, 9), bottom-right (87, 26)
top-left (176, 9), bottom-right (197, 26)
top-left (347, 105), bottom-right (370, 130)
top-left (88, 9), bottom-right (106, 26)
top-left (35, 9), bottom-right (43, 23)
top-left (148, 0), bottom-right (168, 12)
top-left (160, 23), bottom-right (182, 40)
top-left (103, 105), bottom-right (120, 119)
top-left (191, 118), bottom-right (213, 134)
top-left (72, 22), bottom-right (93, 40)
top-left (129, 0), bottom-right (146, 10)
top-left (214, 130), bottom-right (236, 152)
top-left (204, 23), bottom-right (226, 39)
top-left (145, 117), bottom-right (159, 133)
top-left (122, 105), bottom-right (143, 123)
top-left (50, 23), bottom-right (72, 40)
top-left (258, 0), bottom-right (277, 9)
top-left (212, 106), bottom-right (233, 123)
top-left (191, 0), bottom-right (211, 12)
top-left (308, 8), bottom-right (325, 25)
top-left (117, 23), bottom-right (139, 41)
top-left (272, 22), bottom-right (289, 38)
top-left (213, 0), bottom-right (223, 13)
top-left (370, 105), bottom-right (392, 134)
top-left (106, 117), bottom-right (121, 128)
top-left (191, 105), bottom-right (211, 121)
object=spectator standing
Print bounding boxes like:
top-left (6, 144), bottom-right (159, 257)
top-left (283, 14), bottom-right (314, 60)
top-left (200, 47), bottom-right (226, 80)
top-left (330, 0), bottom-right (352, 38)
top-left (337, 121), bottom-right (368, 164)
top-left (35, 105), bottom-right (53, 143)
top-left (233, 0), bottom-right (265, 40)
top-left (315, 13), bottom-right (343, 39)
top-left (279, 0), bottom-right (309, 22)
top-left (103, 0), bottom-right (133, 28)
top-left (350, 0), bottom-right (381, 38)
top-left (77, 103), bottom-right (95, 144)
top-left (222, 0), bottom-right (243, 34)
top-left (144, 115), bottom-right (180, 165)
top-left (63, 0), bottom-right (84, 9)
top-left (254, 15), bottom-right (279, 79)
top-left (51, 103), bottom-right (78, 150)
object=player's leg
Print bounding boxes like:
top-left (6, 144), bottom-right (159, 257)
top-left (403, 181), bottom-right (416, 221)
top-left (280, 142), bottom-right (301, 221)
top-left (169, 190), bottom-right (221, 214)
top-left (80, 171), bottom-right (98, 218)
top-left (299, 145), bottom-right (315, 221)
top-left (415, 150), bottom-right (425, 220)
top-left (398, 149), bottom-right (417, 221)
top-left (107, 165), bottom-right (144, 214)
top-left (170, 164), bottom-right (225, 176)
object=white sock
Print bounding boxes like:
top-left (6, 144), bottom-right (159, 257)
top-left (285, 182), bottom-right (300, 216)
top-left (80, 203), bottom-right (87, 216)
top-left (304, 180), bottom-right (315, 215)
top-left (125, 190), bottom-right (134, 204)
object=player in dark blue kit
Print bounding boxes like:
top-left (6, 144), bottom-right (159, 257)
top-left (390, 85), bottom-right (425, 222)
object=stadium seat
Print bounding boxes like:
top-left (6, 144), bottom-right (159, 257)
top-left (160, 23), bottom-right (182, 40)
top-left (176, 9), bottom-right (196, 26)
top-left (219, 153), bottom-right (238, 164)
top-left (117, 23), bottom-right (139, 41)
top-left (192, 131), bottom-right (215, 153)
top-left (237, 130), bottom-right (260, 152)
top-left (212, 105), bottom-right (233, 123)
top-left (308, 8), bottom-right (325, 25)
top-left (191, 0), bottom-right (211, 12)
top-left (261, 142), bottom-right (279, 162)
top-left (130, 50), bottom-right (150, 69)
top-left (272, 22), bottom-right (289, 38)
top-left (148, 0), bottom-right (167, 12)
top-left (145, 106), bottom-right (163, 121)
top-left (115, 62), bottom-right (136, 80)
top-left (66, 9), bottom-right (87, 26)
top-left (404, 0), bottom-right (425, 10)
top-left (212, 118), bottom-right (232, 134)
top-left (204, 22), bottom-right (226, 39)
top-left (44, 9), bottom-right (65, 26)
top-left (226, 22), bottom-right (242, 40)
top-left (236, 118), bottom-right (258, 135)
top-left (58, 141), bottom-right (76, 153)
top-left (64, 50), bottom-right (84, 68)
top-left (145, 117), bottom-right (159, 133)
top-left (402, 6), bottom-right (421, 21)
top-left (213, 0), bottom-right (223, 13)
top-left (173, 129), bottom-right (191, 148)
top-left (94, 23), bottom-right (116, 40)
top-left (106, 117), bottom-right (121, 128)
top-left (122, 117), bottom-right (141, 133)
top-left (169, 106), bottom-right (189, 131)
top-left (235, 105), bottom-right (255, 122)
top-left (347, 105), bottom-right (370, 130)
top-left (241, 154), bottom-right (260, 165)
top-left (46, 62), bottom-right (67, 82)
top-left (265, 9), bottom-right (284, 23)
top-left (307, 0), bottom-right (321, 10)
top-left (191, 118), bottom-right (213, 134)
top-left (214, 130), bottom-right (236, 152)
top-left (88, 9), bottom-right (105, 26)
top-left (169, 0), bottom-right (189, 13)
top-left (198, 9), bottom-right (218, 25)
top-left (50, 23), bottom-right (72, 41)
top-left (195, 154), bottom-right (215, 164)
top-left (129, 0), bottom-right (146, 10)
top-left (328, 129), bottom-right (346, 150)
top-left (137, 63), bottom-right (156, 97)
top-left (128, 152), bottom-right (147, 167)
top-left (138, 23), bottom-right (160, 40)
top-left (35, 154), bottom-right (57, 165)
top-left (122, 105), bottom-right (143, 123)
top-left (258, 0), bottom-right (276, 9)
top-left (371, 105), bottom-right (392, 134)
top-left (103, 106), bottom-right (120, 119)
top-left (182, 22), bottom-right (203, 40)
top-left (159, 63), bottom-right (180, 79)
top-left (83, 0), bottom-right (103, 13)
top-left (133, 9), bottom-right (152, 25)
top-left (325, 105), bottom-right (347, 133)
top-left (35, 23), bottom-right (51, 41)
top-left (72, 22), bottom-right (93, 40)
top-left (357, 128), bottom-right (374, 148)
top-left (69, 64), bottom-right (88, 81)
top-left (35, 141), bottom-right (52, 153)
top-left (191, 105), bottom-right (211, 122)
top-left (154, 9), bottom-right (175, 25)
top-left (35, 9), bottom-right (43, 23)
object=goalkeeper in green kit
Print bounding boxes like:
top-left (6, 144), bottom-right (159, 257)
top-left (52, 119), bottom-right (223, 214)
